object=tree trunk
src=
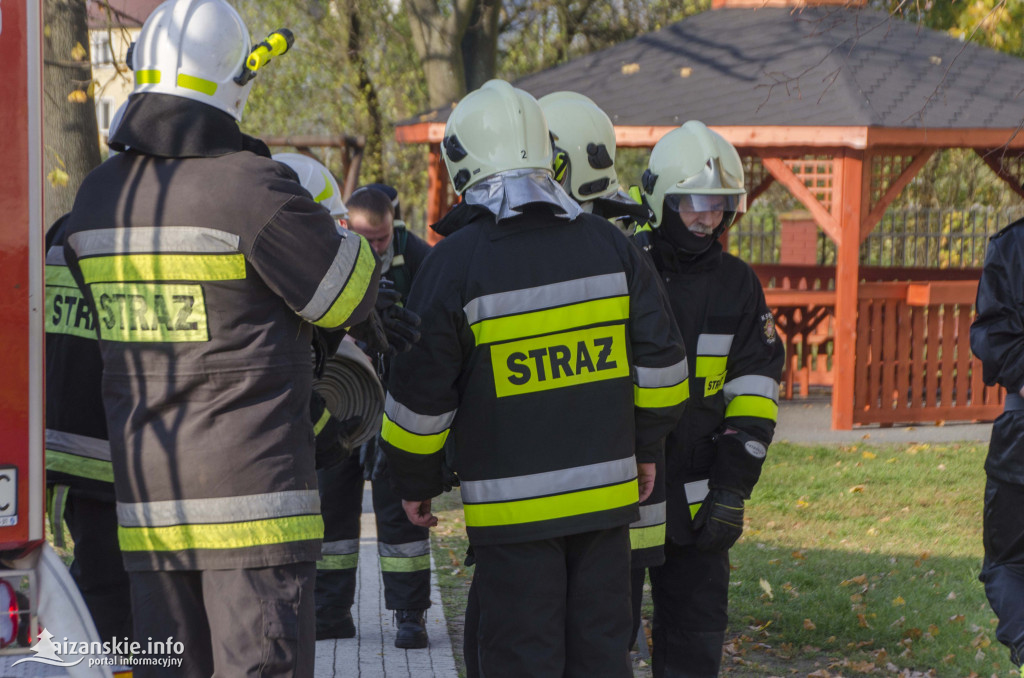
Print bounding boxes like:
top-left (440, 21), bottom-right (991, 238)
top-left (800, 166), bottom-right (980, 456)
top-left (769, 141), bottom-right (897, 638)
top-left (43, 0), bottom-right (101, 228)
top-left (348, 10), bottom-right (383, 183)
top-left (403, 0), bottom-right (478, 109)
top-left (461, 0), bottom-right (500, 91)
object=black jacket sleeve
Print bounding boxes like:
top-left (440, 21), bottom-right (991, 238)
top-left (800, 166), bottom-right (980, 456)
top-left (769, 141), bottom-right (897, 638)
top-left (971, 224), bottom-right (1024, 393)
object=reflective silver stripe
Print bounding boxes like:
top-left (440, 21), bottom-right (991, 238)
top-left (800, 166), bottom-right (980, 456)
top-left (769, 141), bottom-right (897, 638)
top-left (67, 226), bottom-right (240, 256)
top-left (460, 457), bottom-right (637, 504)
top-left (463, 272), bottom-right (628, 325)
top-left (632, 501), bottom-right (666, 528)
top-left (298, 232), bottom-right (364, 321)
top-left (723, 375), bottom-right (780, 403)
top-left (684, 479), bottom-right (709, 505)
top-left (378, 540), bottom-right (430, 558)
top-left (634, 359), bottom-right (689, 387)
top-left (45, 429), bottom-right (111, 462)
top-left (696, 333), bottom-right (734, 356)
top-left (322, 538), bottom-right (360, 556)
top-left (117, 489), bottom-right (321, 527)
top-left (384, 393), bottom-right (456, 435)
top-left (46, 246), bottom-right (66, 265)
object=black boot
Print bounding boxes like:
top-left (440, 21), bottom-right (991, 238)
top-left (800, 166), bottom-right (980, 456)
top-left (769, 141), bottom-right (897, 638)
top-left (316, 608), bottom-right (356, 640)
top-left (394, 609), bottom-right (428, 649)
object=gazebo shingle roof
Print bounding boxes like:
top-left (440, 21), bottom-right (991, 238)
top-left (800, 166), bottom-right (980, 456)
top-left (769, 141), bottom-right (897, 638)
top-left (403, 7), bottom-right (1024, 130)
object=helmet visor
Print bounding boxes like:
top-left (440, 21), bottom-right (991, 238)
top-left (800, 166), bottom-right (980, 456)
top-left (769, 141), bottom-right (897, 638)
top-left (665, 192), bottom-right (746, 215)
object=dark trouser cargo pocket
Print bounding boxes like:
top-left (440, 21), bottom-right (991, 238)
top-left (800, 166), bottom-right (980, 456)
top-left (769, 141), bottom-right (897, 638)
top-left (259, 599), bottom-right (301, 677)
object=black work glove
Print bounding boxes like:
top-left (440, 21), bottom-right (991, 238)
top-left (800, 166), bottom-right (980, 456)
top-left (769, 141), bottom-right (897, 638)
top-left (692, 489), bottom-right (745, 552)
top-left (346, 306), bottom-right (390, 356)
top-left (314, 414), bottom-right (362, 470)
top-left (375, 287), bottom-right (422, 355)
top-left (441, 460), bottom-right (460, 492)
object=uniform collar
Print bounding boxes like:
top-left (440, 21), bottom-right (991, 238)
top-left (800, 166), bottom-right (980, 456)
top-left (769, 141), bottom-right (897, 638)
top-left (109, 93), bottom-right (270, 159)
top-left (652, 231), bottom-right (723, 273)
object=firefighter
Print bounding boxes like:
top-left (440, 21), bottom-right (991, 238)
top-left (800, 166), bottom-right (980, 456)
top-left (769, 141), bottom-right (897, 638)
top-left (312, 185), bottom-right (434, 647)
top-left (380, 79), bottom-right (687, 678)
top-left (272, 152), bottom-right (350, 224)
top-left (44, 215), bottom-right (132, 643)
top-left (634, 121), bottom-right (784, 678)
top-left (540, 90), bottom-right (668, 652)
top-left (538, 90), bottom-right (651, 236)
top-left (60, 1), bottom-right (381, 676)
top-left (970, 221), bottom-right (1024, 674)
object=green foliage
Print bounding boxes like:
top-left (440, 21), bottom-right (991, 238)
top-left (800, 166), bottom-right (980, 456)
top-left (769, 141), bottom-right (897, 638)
top-left (883, 0), bottom-right (1024, 57)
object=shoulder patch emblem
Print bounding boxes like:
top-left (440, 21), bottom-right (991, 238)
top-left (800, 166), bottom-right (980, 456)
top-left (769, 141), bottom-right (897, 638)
top-left (760, 311), bottom-right (777, 346)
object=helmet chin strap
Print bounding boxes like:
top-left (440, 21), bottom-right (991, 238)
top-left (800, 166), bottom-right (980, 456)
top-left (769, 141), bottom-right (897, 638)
top-left (659, 209), bottom-right (733, 257)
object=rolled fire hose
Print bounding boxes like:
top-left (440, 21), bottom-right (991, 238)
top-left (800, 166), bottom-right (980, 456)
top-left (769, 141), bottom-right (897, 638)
top-left (312, 339), bottom-right (384, 448)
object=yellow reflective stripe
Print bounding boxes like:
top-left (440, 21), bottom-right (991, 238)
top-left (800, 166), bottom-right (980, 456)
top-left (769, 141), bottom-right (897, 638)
top-left (630, 523), bottom-right (665, 551)
top-left (313, 408), bottom-right (331, 436)
top-left (118, 513), bottom-right (323, 552)
top-left (724, 395), bottom-right (779, 421)
top-left (46, 264), bottom-right (77, 288)
top-left (313, 241), bottom-right (376, 328)
top-left (317, 553), bottom-right (358, 570)
top-left (380, 555), bottom-right (431, 573)
top-left (463, 480), bottom-right (638, 528)
top-left (46, 450), bottom-right (114, 483)
top-left (471, 296), bottom-right (629, 346)
top-left (314, 172), bottom-right (334, 203)
top-left (634, 378), bottom-right (689, 408)
top-left (79, 253), bottom-right (246, 283)
top-left (136, 69), bottom-right (160, 84)
top-left (695, 355), bottom-right (727, 378)
top-left (177, 73), bottom-right (218, 96)
top-left (381, 414), bottom-right (449, 455)
top-left (689, 502), bottom-right (703, 519)
top-left (90, 282), bottom-right (209, 343)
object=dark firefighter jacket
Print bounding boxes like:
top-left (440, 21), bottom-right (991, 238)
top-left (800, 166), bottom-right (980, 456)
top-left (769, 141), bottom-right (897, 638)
top-left (637, 230), bottom-right (784, 545)
top-left (45, 216), bottom-right (115, 502)
top-left (971, 217), bottom-right (1024, 485)
top-left (386, 223), bottom-right (431, 301)
top-left (381, 201), bottom-right (688, 547)
top-left (61, 93), bottom-right (381, 571)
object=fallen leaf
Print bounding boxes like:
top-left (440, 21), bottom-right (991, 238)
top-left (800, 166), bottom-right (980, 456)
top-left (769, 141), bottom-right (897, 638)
top-left (803, 618), bottom-right (816, 630)
top-left (679, 67), bottom-right (692, 78)
top-left (948, 614), bottom-right (965, 623)
top-left (621, 63), bottom-right (640, 75)
top-left (928, 624), bottom-right (939, 636)
top-left (862, 451), bottom-right (877, 459)
top-left (759, 578), bottom-right (773, 600)
top-left (796, 498), bottom-right (810, 509)
top-left (857, 613), bottom-right (871, 628)
top-left (892, 596), bottom-right (906, 606)
top-left (946, 591), bottom-right (957, 600)
top-left (849, 485), bottom-right (866, 493)
top-left (791, 550), bottom-right (806, 560)
top-left (841, 575), bottom-right (868, 587)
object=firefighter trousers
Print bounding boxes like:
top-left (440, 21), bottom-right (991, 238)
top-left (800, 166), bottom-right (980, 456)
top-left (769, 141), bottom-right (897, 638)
top-left (316, 451), bottom-right (431, 633)
top-left (56, 488), bottom-right (133, 641)
top-left (472, 526), bottom-right (633, 678)
top-left (980, 476), bottom-right (1024, 666)
top-left (129, 562), bottom-right (315, 678)
top-left (648, 540), bottom-right (730, 678)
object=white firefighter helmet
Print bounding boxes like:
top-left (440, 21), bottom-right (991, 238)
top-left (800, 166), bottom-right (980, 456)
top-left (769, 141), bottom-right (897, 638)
top-left (273, 153), bottom-right (348, 218)
top-left (130, 0), bottom-right (254, 120)
top-left (642, 120), bottom-right (746, 229)
top-left (442, 79), bottom-right (552, 195)
top-left (538, 91), bottom-right (619, 202)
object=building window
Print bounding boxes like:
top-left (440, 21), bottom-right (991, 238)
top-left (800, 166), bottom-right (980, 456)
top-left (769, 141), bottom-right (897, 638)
top-left (90, 34), bottom-right (113, 66)
top-left (96, 98), bottom-right (113, 133)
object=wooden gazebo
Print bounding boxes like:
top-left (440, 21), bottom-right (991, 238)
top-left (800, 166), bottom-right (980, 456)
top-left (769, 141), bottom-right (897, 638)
top-left (395, 0), bottom-right (1024, 429)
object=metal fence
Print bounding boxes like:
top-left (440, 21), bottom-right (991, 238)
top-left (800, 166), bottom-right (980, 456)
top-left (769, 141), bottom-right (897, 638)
top-left (728, 207), bottom-right (1024, 268)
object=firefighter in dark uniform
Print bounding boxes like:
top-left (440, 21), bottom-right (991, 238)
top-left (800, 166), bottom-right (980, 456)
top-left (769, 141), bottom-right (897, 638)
top-left (634, 121), bottom-right (785, 678)
top-left (60, 1), bottom-right (381, 675)
top-left (45, 215), bottom-right (132, 642)
top-left (380, 79), bottom-right (687, 678)
top-left (313, 185), bottom-right (434, 647)
top-left (970, 218), bottom-right (1024, 674)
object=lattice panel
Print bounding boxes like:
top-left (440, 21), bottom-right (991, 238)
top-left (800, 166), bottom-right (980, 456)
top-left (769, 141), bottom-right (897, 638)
top-left (869, 153), bottom-right (916, 210)
top-left (784, 156), bottom-right (833, 211)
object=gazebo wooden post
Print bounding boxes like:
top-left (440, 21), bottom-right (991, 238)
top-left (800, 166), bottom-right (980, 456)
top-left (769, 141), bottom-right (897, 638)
top-left (831, 150), bottom-right (865, 430)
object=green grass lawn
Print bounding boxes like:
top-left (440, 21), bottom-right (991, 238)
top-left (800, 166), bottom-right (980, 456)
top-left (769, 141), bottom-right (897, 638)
top-left (430, 442), bottom-right (1018, 678)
